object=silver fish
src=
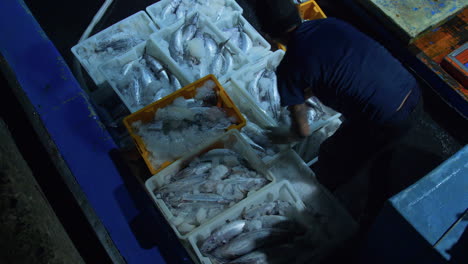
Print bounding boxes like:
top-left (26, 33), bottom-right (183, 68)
top-left (243, 202), bottom-right (277, 220)
top-left (200, 149), bottom-right (240, 162)
top-left (157, 174), bottom-right (207, 194)
top-left (180, 193), bottom-right (232, 204)
top-left (161, 0), bottom-right (182, 20)
top-left (96, 36), bottom-right (136, 53)
top-left (248, 69), bottom-right (266, 100)
top-left (210, 53), bottom-right (225, 76)
top-left (238, 31), bottom-right (253, 53)
top-left (144, 54), bottom-right (164, 74)
top-left (170, 74), bottom-right (182, 90)
top-left (170, 26), bottom-right (184, 62)
top-left (222, 48), bottom-right (234, 75)
top-left (204, 33), bottom-right (219, 57)
top-left (157, 69), bottom-right (170, 83)
top-left (172, 162), bottom-right (212, 181)
top-left (182, 13), bottom-right (199, 41)
top-left (212, 228), bottom-right (288, 260)
top-left (200, 220), bottom-right (247, 253)
top-left (154, 88), bottom-right (172, 102)
top-left (175, 3), bottom-right (187, 20)
top-left (263, 70), bottom-right (281, 120)
top-left (138, 65), bottom-right (156, 86)
top-left (122, 60), bottom-right (137, 76)
top-left (130, 78), bottom-right (142, 106)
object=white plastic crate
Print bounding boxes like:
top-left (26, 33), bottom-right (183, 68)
top-left (187, 180), bottom-right (306, 264)
top-left (216, 13), bottom-right (271, 63)
top-left (146, 0), bottom-right (243, 28)
top-left (266, 150), bottom-right (358, 260)
top-left (71, 11), bottom-right (158, 85)
top-left (99, 40), bottom-right (191, 113)
top-left (149, 12), bottom-right (249, 84)
top-left (230, 50), bottom-right (285, 125)
top-left (144, 130), bottom-right (275, 239)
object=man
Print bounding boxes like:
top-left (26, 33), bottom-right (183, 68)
top-left (256, 0), bottom-right (422, 191)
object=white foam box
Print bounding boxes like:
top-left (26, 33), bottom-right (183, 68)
top-left (71, 11), bottom-right (158, 85)
top-left (144, 130), bottom-right (276, 239)
top-left (215, 12), bottom-right (271, 63)
top-left (230, 50), bottom-right (285, 125)
top-left (224, 81), bottom-right (291, 163)
top-left (149, 12), bottom-right (249, 85)
top-left (265, 150), bottom-right (358, 260)
top-left (146, 0), bottom-right (243, 28)
top-left (99, 40), bottom-right (191, 113)
top-left (187, 180), bottom-right (305, 264)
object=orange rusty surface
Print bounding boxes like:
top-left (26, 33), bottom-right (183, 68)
top-left (418, 54), bottom-right (468, 99)
top-left (413, 8), bottom-right (468, 64)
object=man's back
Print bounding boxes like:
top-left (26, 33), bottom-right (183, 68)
top-left (276, 18), bottom-right (418, 124)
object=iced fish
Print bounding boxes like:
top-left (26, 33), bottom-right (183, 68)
top-left (95, 32), bottom-right (140, 53)
top-left (212, 228), bottom-right (288, 260)
top-left (200, 220), bottom-right (247, 253)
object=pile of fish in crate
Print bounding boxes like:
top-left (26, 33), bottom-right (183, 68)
top-left (72, 0), bottom-right (354, 263)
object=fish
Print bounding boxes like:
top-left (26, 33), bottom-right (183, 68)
top-left (242, 202), bottom-right (277, 220)
top-left (204, 33), bottom-right (219, 57)
top-left (157, 69), bottom-right (170, 83)
top-left (305, 97), bottom-right (326, 121)
top-left (199, 149), bottom-right (242, 164)
top-left (241, 133), bottom-right (265, 153)
top-left (247, 69), bottom-right (266, 100)
top-left (130, 78), bottom-right (142, 106)
top-left (238, 30), bottom-right (253, 53)
top-left (171, 162), bottom-right (212, 182)
top-left (122, 60), bottom-right (137, 76)
top-left (169, 26), bottom-right (184, 62)
top-left (161, 0), bottom-right (182, 20)
top-left (178, 193), bottom-right (233, 204)
top-left (182, 13), bottom-right (199, 41)
top-left (212, 228), bottom-right (288, 260)
top-left (170, 74), bottom-right (182, 90)
top-left (144, 54), bottom-right (164, 74)
top-left (200, 220), bottom-right (247, 253)
top-left (95, 36), bottom-right (136, 53)
top-left (156, 174), bottom-right (208, 195)
top-left (252, 69), bottom-right (280, 121)
top-left (175, 3), bottom-right (187, 20)
top-left (222, 48), bottom-right (234, 75)
top-left (209, 53), bottom-right (225, 76)
top-left (138, 65), bottom-right (156, 86)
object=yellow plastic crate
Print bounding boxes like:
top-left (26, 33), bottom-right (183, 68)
top-left (277, 0), bottom-right (326, 51)
top-left (297, 0), bottom-right (327, 21)
top-left (123, 74), bottom-right (246, 175)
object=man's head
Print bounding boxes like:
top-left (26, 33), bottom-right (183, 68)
top-left (256, 0), bottom-right (302, 44)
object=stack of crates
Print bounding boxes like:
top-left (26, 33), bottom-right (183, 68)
top-left (71, 1), bottom-right (354, 263)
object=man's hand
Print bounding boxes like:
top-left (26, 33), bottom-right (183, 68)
top-left (290, 104), bottom-right (311, 137)
top-left (266, 126), bottom-right (303, 144)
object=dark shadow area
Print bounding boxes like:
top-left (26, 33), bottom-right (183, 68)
top-left (0, 66), bottom-right (112, 263)
top-left (24, 0), bottom-right (156, 71)
top-left (358, 203), bottom-right (448, 264)
top-left (109, 149), bottom-right (194, 264)
top-left (448, 222), bottom-right (468, 264)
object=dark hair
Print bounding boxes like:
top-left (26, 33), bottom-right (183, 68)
top-left (256, 0), bottom-right (302, 39)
